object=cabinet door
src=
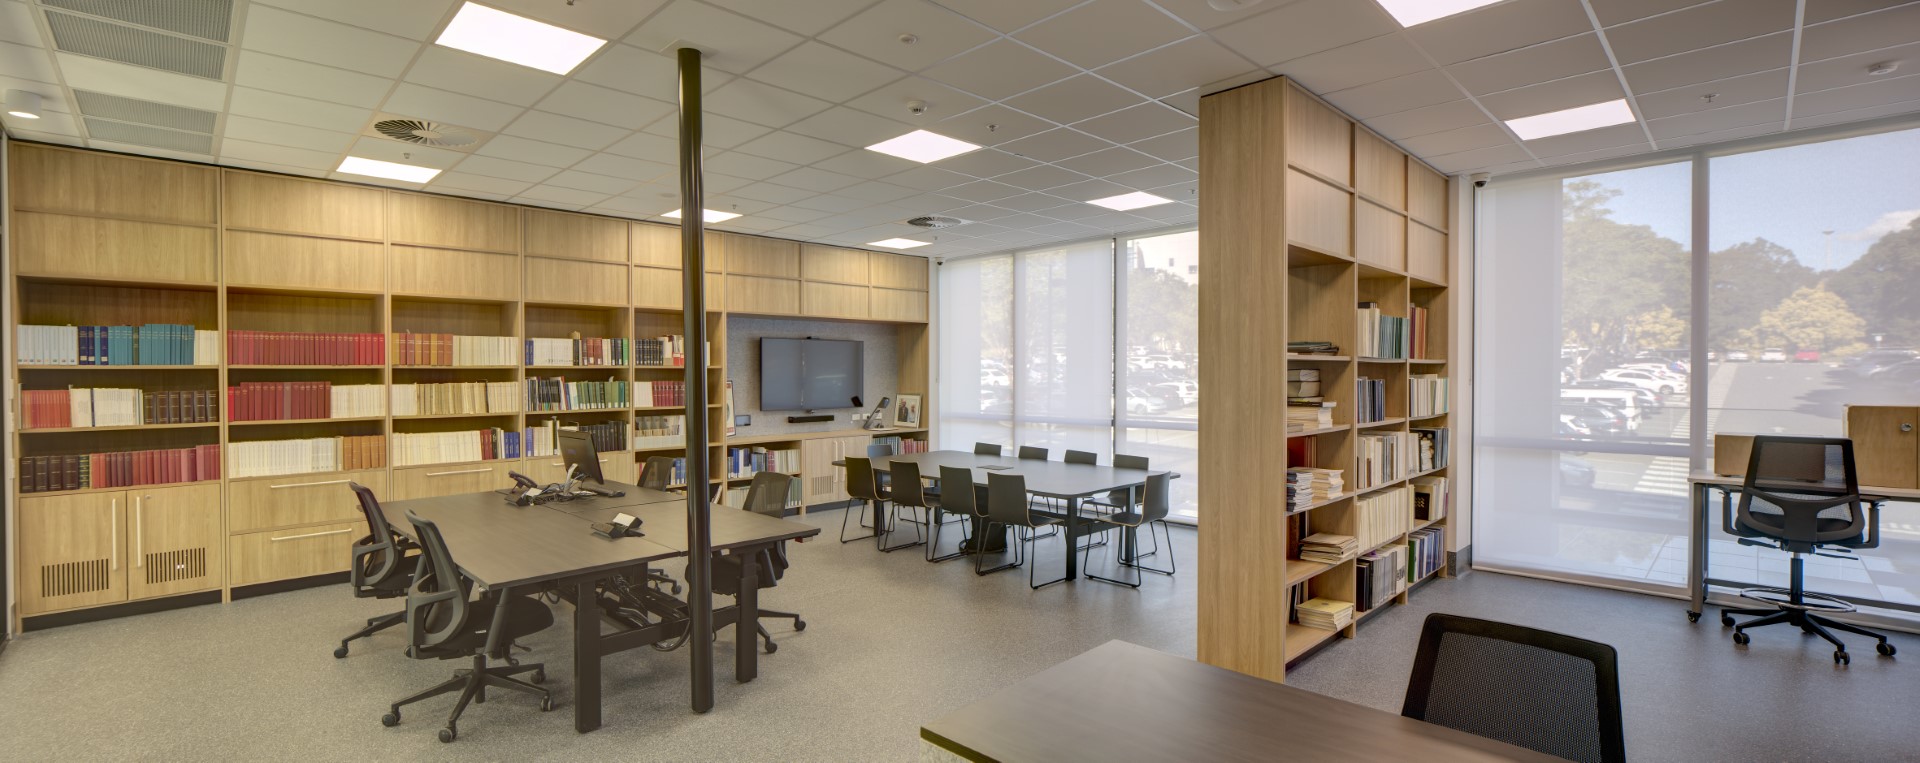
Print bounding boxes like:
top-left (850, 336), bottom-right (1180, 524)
top-left (126, 483), bottom-right (224, 600)
top-left (1847, 406), bottom-right (1919, 489)
top-left (392, 462), bottom-right (515, 500)
top-left (800, 439), bottom-right (843, 507)
top-left (18, 492), bottom-right (128, 614)
top-left (228, 468), bottom-right (386, 533)
top-left (228, 521), bottom-right (367, 587)
top-left (802, 281), bottom-right (870, 319)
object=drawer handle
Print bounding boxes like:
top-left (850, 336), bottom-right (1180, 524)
top-left (271, 529), bottom-right (353, 542)
top-left (426, 468), bottom-right (492, 477)
top-left (270, 479), bottom-right (352, 489)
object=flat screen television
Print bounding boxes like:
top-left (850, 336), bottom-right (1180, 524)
top-left (760, 338), bottom-right (863, 411)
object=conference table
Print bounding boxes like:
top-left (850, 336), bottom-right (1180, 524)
top-left (381, 481), bottom-right (820, 732)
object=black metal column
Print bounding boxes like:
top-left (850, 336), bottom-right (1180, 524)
top-left (675, 46), bottom-right (716, 714)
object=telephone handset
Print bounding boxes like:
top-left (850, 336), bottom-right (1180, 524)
top-left (590, 512), bottom-right (643, 539)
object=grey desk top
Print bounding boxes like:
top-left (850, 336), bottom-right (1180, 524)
top-left (569, 502), bottom-right (820, 552)
top-left (921, 640), bottom-right (1561, 763)
top-left (383, 487), bottom-right (681, 590)
top-left (856, 450), bottom-right (1169, 499)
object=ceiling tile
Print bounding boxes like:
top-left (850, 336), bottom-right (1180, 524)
top-left (341, 136), bottom-right (467, 168)
top-left (1619, 31), bottom-right (1792, 93)
top-left (431, 172), bottom-right (535, 196)
top-left (542, 169), bottom-right (640, 195)
top-left (1406, 0), bottom-right (1593, 65)
top-left (71, 52), bottom-right (229, 110)
top-left (482, 0), bottom-right (667, 36)
top-left (1036, 202), bottom-right (1117, 222)
top-left (709, 172), bottom-right (759, 196)
top-left (937, 203), bottom-right (1016, 222)
top-left (747, 41), bottom-right (904, 103)
top-left (382, 83), bottom-right (523, 132)
top-left (785, 106), bottom-right (917, 148)
top-left (502, 110), bottom-right (628, 150)
top-left (1274, 34), bottom-right (1431, 94)
top-left (573, 154), bottom-right (672, 181)
top-left (1605, 0), bottom-right (1796, 65)
top-left (704, 151), bottom-right (801, 180)
top-left (1426, 143), bottom-right (1533, 173)
top-left (589, 196), bottom-right (669, 216)
top-left (993, 163), bottom-right (1086, 190)
top-left (223, 114), bottom-right (355, 153)
top-left (229, 87), bottom-right (371, 133)
top-left (452, 153), bottom-right (562, 183)
top-left (730, 182), bottom-right (815, 205)
top-left (821, 0), bottom-right (997, 72)
top-left (1150, 0), bottom-right (1282, 30)
top-left (1396, 122), bottom-right (1513, 156)
top-left (1522, 122), bottom-right (1646, 156)
top-left (703, 0), bottom-right (872, 35)
top-left (1656, 121), bottom-right (1779, 148)
top-left (1804, 0), bottom-right (1915, 24)
top-left (921, 39), bottom-right (1078, 100)
top-left (626, 1), bottom-right (804, 75)
top-left (240, 5), bottom-right (416, 77)
top-left (0, 40), bottom-right (54, 85)
top-left (1107, 163), bottom-right (1196, 190)
top-left (535, 81), bottom-right (675, 130)
top-left (475, 134), bottom-right (593, 167)
top-left (1054, 146), bottom-right (1161, 176)
top-left (1792, 75), bottom-right (1920, 118)
top-left (1003, 75), bottom-right (1143, 124)
top-left (1538, 141), bottom-right (1654, 167)
top-left (1048, 177), bottom-right (1136, 202)
top-left (705, 78), bottom-right (831, 128)
top-left (998, 127), bottom-right (1112, 161)
top-left (604, 131), bottom-right (680, 163)
top-left (1015, 0), bottom-right (1192, 70)
top-left (642, 111), bottom-right (773, 148)
top-left (928, 0), bottom-right (1082, 33)
top-left (734, 131), bottom-right (852, 165)
top-left (252, 0), bottom-right (456, 40)
top-left (517, 185), bottom-right (608, 206)
top-left (1645, 98), bottom-right (1783, 139)
top-left (811, 148), bottom-right (922, 179)
top-left (220, 157), bottom-right (325, 177)
top-left (941, 180), bottom-right (1023, 202)
top-left (704, 195), bottom-right (778, 216)
top-left (1447, 34), bottom-right (1612, 96)
top-left (988, 192), bottom-right (1073, 212)
top-left (1072, 101), bottom-right (1195, 144)
top-left (1094, 37), bottom-right (1260, 99)
top-left (845, 76), bottom-right (990, 128)
top-left (1476, 70), bottom-right (1626, 120)
top-left (1800, 3), bottom-right (1920, 63)
top-left (885, 165), bottom-right (975, 191)
top-left (791, 194), bottom-right (869, 213)
top-left (1796, 42), bottom-right (1920, 93)
top-left (1210, 0), bottom-right (1398, 67)
top-left (756, 205), bottom-right (834, 224)
top-left (836, 181), bottom-right (919, 203)
top-left (220, 138), bottom-right (338, 170)
top-left (1790, 96), bottom-right (1920, 129)
top-left (405, 47), bottom-right (562, 107)
top-left (934, 147), bottom-right (1038, 178)
top-left (769, 166), bottom-right (865, 192)
top-left (1635, 68), bottom-right (1788, 119)
top-left (573, 44), bottom-right (707, 102)
top-left (1323, 68), bottom-right (1463, 120)
top-left (1588, 0), bottom-right (1711, 27)
top-left (931, 103), bottom-right (1054, 146)
top-left (1127, 127), bottom-right (1197, 161)
top-left (0, 2), bottom-right (37, 46)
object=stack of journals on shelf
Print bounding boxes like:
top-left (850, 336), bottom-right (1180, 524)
top-left (228, 331), bottom-right (383, 365)
top-left (1412, 476), bottom-right (1450, 522)
top-left (727, 446), bottom-right (801, 479)
top-left (1286, 401), bottom-right (1334, 432)
top-left (1354, 485), bottom-right (1412, 551)
top-left (1356, 431), bottom-right (1414, 489)
top-left (20, 445), bottom-right (220, 493)
top-left (1408, 526), bottom-right (1446, 581)
top-left (637, 335), bottom-right (705, 366)
top-left (22, 388), bottom-right (219, 428)
top-left (634, 415), bottom-right (686, 448)
top-left (871, 436), bottom-right (929, 454)
top-left (1286, 467), bottom-right (1345, 508)
top-left (1409, 374), bottom-right (1449, 417)
top-left (228, 435), bottom-right (385, 478)
top-left (525, 377), bottom-right (629, 411)
top-left (391, 333), bottom-right (517, 366)
top-left (524, 419), bottom-right (627, 457)
top-left (1410, 306), bottom-right (1431, 359)
top-left (391, 428), bottom-right (522, 466)
top-left (17, 324), bottom-right (220, 366)
top-left (1357, 377), bottom-right (1386, 423)
top-left (1287, 369), bottom-right (1321, 401)
top-left (1288, 340), bottom-right (1340, 355)
top-left (1356, 303), bottom-right (1410, 359)
top-left (1295, 597), bottom-right (1354, 630)
top-left (635, 380), bottom-right (687, 406)
top-left (1356, 544), bottom-right (1409, 612)
top-left (1411, 428), bottom-right (1450, 473)
top-left (390, 382), bottom-right (521, 416)
top-left (525, 337), bottom-right (629, 366)
top-left (1298, 532), bottom-right (1358, 564)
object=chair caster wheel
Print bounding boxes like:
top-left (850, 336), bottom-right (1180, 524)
top-left (1835, 650), bottom-right (1850, 665)
top-left (1686, 611), bottom-right (1699, 623)
top-left (1732, 632), bottom-right (1750, 646)
top-left (1720, 614), bottom-right (1735, 628)
top-left (1877, 642), bottom-right (1896, 657)
top-left (673, 583), bottom-right (683, 594)
top-left (334, 645), bottom-right (350, 659)
top-left (380, 712), bottom-right (400, 727)
top-left (540, 697), bottom-right (554, 712)
top-left (531, 669), bottom-right (545, 684)
top-left (439, 726), bottom-right (457, 743)
top-left (794, 619), bottom-right (807, 632)
top-left (765, 640), bottom-right (777, 654)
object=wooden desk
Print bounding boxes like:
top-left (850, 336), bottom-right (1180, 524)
top-left (921, 640), bottom-right (1560, 762)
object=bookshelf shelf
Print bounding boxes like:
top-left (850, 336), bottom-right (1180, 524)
top-left (1355, 417), bottom-right (1406, 429)
top-left (232, 364), bottom-right (382, 370)
top-left (19, 365), bottom-right (216, 371)
top-left (21, 422), bottom-right (218, 434)
top-left (1283, 622), bottom-right (1338, 663)
top-left (1356, 357), bottom-right (1407, 364)
top-left (228, 416), bottom-right (386, 427)
top-left (526, 365), bottom-right (626, 370)
top-left (1285, 558), bottom-right (1335, 586)
top-left (1412, 516), bottom-right (1444, 534)
top-left (1408, 412), bottom-right (1449, 422)
top-left (1286, 424), bottom-right (1349, 438)
top-left (1353, 602), bottom-right (1391, 625)
top-left (1287, 492), bottom-right (1352, 514)
top-left (21, 478), bottom-right (221, 499)
top-left (1285, 354), bottom-right (1350, 362)
top-left (391, 412), bottom-right (520, 420)
top-left (1409, 358), bottom-right (1447, 365)
top-left (393, 365), bottom-right (519, 371)
top-left (1407, 465), bottom-right (1448, 480)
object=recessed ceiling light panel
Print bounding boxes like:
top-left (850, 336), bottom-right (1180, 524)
top-left (1504, 99), bottom-right (1636, 141)
top-left (5, 89), bottom-right (42, 119)
top-left (868, 238), bottom-right (930, 249)
top-left (664, 208), bottom-right (742, 223)
top-left (1375, 0), bottom-right (1504, 27)
top-left (1088, 192), bottom-right (1174, 211)
top-left (337, 156), bottom-right (441, 183)
top-left (435, 2), bottom-right (607, 75)
top-left (866, 130), bottom-right (981, 163)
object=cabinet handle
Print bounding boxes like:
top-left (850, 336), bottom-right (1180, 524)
top-left (270, 478), bottom-right (351, 489)
top-left (110, 497), bottom-right (118, 571)
top-left (270, 528), bottom-right (353, 542)
top-left (135, 495), bottom-right (147, 567)
top-left (426, 468), bottom-right (492, 477)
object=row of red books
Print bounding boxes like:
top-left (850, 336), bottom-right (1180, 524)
top-left (635, 380), bottom-right (687, 407)
top-left (229, 382), bottom-right (331, 422)
top-left (228, 331), bottom-right (384, 366)
top-left (20, 445), bottom-right (221, 493)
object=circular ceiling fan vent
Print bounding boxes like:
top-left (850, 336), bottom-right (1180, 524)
top-left (908, 215), bottom-right (965, 229)
top-left (373, 118), bottom-right (477, 147)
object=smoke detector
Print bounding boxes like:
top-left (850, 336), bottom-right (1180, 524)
top-left (365, 116), bottom-right (486, 150)
top-left (908, 215), bottom-right (965, 229)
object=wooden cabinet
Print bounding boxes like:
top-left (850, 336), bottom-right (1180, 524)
top-left (526, 256), bottom-right (627, 306)
top-left (390, 193), bottom-right (521, 253)
top-left (1285, 87), bottom-right (1351, 186)
top-left (12, 212), bottom-right (218, 283)
top-left (17, 492), bottom-right (127, 614)
top-left (228, 469), bottom-right (386, 534)
top-left (800, 435), bottom-right (872, 508)
top-left (526, 209), bottom-right (626, 263)
top-left (1354, 200), bottom-right (1406, 271)
top-left (1286, 170), bottom-right (1350, 257)
top-left (632, 222), bottom-right (681, 268)
top-left (125, 483), bottom-right (223, 600)
top-left (1408, 224), bottom-right (1446, 284)
top-left (871, 288), bottom-right (928, 322)
top-left (226, 231), bottom-right (385, 292)
top-left (803, 281), bottom-right (871, 319)
top-left (869, 253), bottom-right (929, 290)
top-left (228, 521), bottom-right (366, 587)
top-left (726, 275), bottom-right (801, 316)
top-left (721, 233), bottom-right (799, 278)
top-left (523, 453), bottom-right (637, 486)
top-left (223, 170), bottom-right (385, 240)
top-left (391, 245), bottom-right (521, 301)
top-left (633, 267), bottom-right (724, 311)
top-left (1846, 406), bottom-right (1919, 489)
top-left (1352, 129), bottom-right (1406, 209)
top-left (392, 462), bottom-right (517, 500)
top-left (10, 144), bottom-right (215, 224)
top-left (802, 244), bottom-right (871, 285)
top-left (1408, 161), bottom-right (1448, 227)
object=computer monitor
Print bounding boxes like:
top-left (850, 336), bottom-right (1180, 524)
top-left (557, 430), bottom-right (604, 486)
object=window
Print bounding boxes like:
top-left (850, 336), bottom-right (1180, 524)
top-left (1119, 229), bottom-right (1199, 519)
top-left (935, 254), bottom-right (1013, 449)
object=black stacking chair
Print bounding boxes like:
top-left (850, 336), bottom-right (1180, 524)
top-left (986, 472), bottom-right (1066, 589)
top-left (888, 460), bottom-right (964, 562)
top-left (839, 456), bottom-right (894, 544)
top-left (384, 511), bottom-right (554, 743)
top-left (973, 442), bottom-right (1003, 456)
top-left (1402, 614), bottom-right (1625, 763)
top-left (1085, 453), bottom-right (1154, 550)
top-left (640, 456), bottom-right (675, 490)
top-left (1017, 445), bottom-right (1048, 460)
top-left (1083, 472), bottom-right (1176, 587)
top-left (1064, 449), bottom-right (1098, 465)
top-left (335, 483), bottom-right (419, 658)
top-left (1717, 435), bottom-right (1895, 663)
top-left (709, 472), bottom-right (805, 653)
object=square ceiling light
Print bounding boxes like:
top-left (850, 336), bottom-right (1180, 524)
top-left (338, 156), bottom-right (441, 183)
top-left (868, 238), bottom-right (930, 250)
top-left (1088, 191), bottom-right (1173, 211)
top-left (664, 208), bottom-right (743, 223)
top-left (1504, 99), bottom-right (1636, 141)
top-left (436, 2), bottom-right (608, 75)
top-left (1375, 0), bottom-right (1505, 27)
top-left (866, 130), bottom-right (981, 163)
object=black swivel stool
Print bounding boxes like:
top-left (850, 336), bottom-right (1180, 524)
top-left (335, 483), bottom-right (418, 658)
top-left (1403, 613), bottom-right (1625, 763)
top-left (707, 472), bottom-right (807, 653)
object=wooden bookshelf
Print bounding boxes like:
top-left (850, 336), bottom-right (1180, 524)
top-left (1200, 78), bottom-right (1456, 684)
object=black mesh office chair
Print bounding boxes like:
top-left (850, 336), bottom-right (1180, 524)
top-left (973, 442), bottom-right (1004, 456)
top-left (335, 483), bottom-right (418, 658)
top-left (1082, 472), bottom-right (1176, 587)
top-left (709, 472), bottom-right (805, 654)
top-left (1717, 435), bottom-right (1894, 663)
top-left (640, 456), bottom-right (675, 491)
top-left (384, 511), bottom-right (554, 743)
top-left (986, 472), bottom-right (1066, 589)
top-left (1402, 614), bottom-right (1625, 763)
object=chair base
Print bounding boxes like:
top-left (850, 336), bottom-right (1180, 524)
top-left (335, 609), bottom-right (405, 658)
top-left (839, 499), bottom-right (880, 544)
top-left (1084, 521), bottom-right (1177, 588)
top-left (925, 509), bottom-right (973, 563)
top-left (1723, 605), bottom-right (1896, 663)
top-left (877, 504), bottom-right (927, 553)
top-left (751, 607), bottom-right (806, 654)
top-left (383, 653), bottom-right (551, 742)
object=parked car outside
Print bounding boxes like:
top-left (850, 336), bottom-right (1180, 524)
top-left (980, 368), bottom-right (1010, 387)
top-left (1152, 380), bottom-right (1198, 406)
top-left (1853, 349), bottom-right (1918, 378)
top-left (1558, 402), bottom-right (1629, 436)
top-left (1793, 350), bottom-right (1821, 363)
top-left (1601, 367), bottom-right (1687, 396)
top-left (1760, 348), bottom-right (1787, 363)
top-left (1726, 350), bottom-right (1751, 362)
top-left (1125, 387), bottom-right (1171, 415)
top-left (1138, 354), bottom-right (1186, 371)
top-left (1870, 359), bottom-right (1920, 384)
top-left (1561, 455), bottom-right (1597, 488)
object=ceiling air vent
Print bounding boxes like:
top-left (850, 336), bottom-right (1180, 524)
top-left (45, 10), bottom-right (227, 80)
top-left (74, 90), bottom-right (218, 133)
top-left (41, 0), bottom-right (235, 42)
top-left (83, 118), bottom-right (214, 154)
top-left (908, 215), bottom-right (965, 229)
top-left (366, 116), bottom-right (486, 151)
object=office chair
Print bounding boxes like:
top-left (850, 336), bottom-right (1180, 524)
top-left (973, 442), bottom-right (1004, 456)
top-left (885, 459), bottom-right (965, 562)
top-left (384, 511), bottom-right (554, 743)
top-left (635, 456), bottom-right (685, 594)
top-left (335, 483), bottom-right (419, 658)
top-left (840, 456), bottom-right (896, 544)
top-left (866, 442), bottom-right (899, 513)
top-left (708, 472), bottom-right (806, 654)
top-left (1083, 472), bottom-right (1176, 587)
top-left (1018, 445), bottom-right (1048, 460)
top-left (1064, 449), bottom-right (1098, 465)
top-left (1403, 613), bottom-right (1625, 763)
top-left (1717, 435), bottom-right (1895, 663)
top-left (986, 472), bottom-right (1066, 589)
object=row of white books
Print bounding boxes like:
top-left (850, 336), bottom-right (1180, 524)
top-left (634, 415), bottom-right (687, 449)
top-left (1409, 374), bottom-right (1450, 418)
top-left (228, 435), bottom-right (385, 478)
top-left (53, 388), bottom-right (145, 427)
top-left (391, 382), bottom-right (522, 416)
top-left (390, 429), bottom-right (516, 466)
top-left (18, 325), bottom-right (220, 366)
top-left (332, 384), bottom-right (386, 418)
top-left (1353, 485), bottom-right (1413, 552)
top-left (1355, 431), bottom-right (1415, 489)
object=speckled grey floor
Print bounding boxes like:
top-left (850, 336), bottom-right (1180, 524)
top-left (0, 509), bottom-right (1913, 761)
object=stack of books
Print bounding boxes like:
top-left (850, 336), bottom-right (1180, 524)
top-left (1287, 369), bottom-right (1320, 402)
top-left (637, 335), bottom-right (703, 366)
top-left (1412, 476), bottom-right (1450, 521)
top-left (228, 435), bottom-right (385, 478)
top-left (635, 380), bottom-right (688, 406)
top-left (1298, 532), bottom-right (1358, 564)
top-left (18, 324), bottom-right (220, 365)
top-left (23, 388), bottom-right (220, 428)
top-left (229, 381), bottom-right (336, 421)
top-left (524, 420), bottom-right (628, 457)
top-left (1356, 431), bottom-right (1415, 488)
top-left (1408, 526), bottom-right (1447, 581)
top-left (633, 415), bottom-right (687, 448)
top-left (525, 337), bottom-right (629, 366)
top-left (1288, 341), bottom-right (1339, 355)
top-left (1295, 597), bottom-right (1355, 631)
top-left (390, 382), bottom-right (521, 416)
top-left (1286, 467), bottom-right (1344, 508)
top-left (1356, 545), bottom-right (1409, 612)
top-left (1354, 485), bottom-right (1412, 551)
top-left (331, 385), bottom-right (385, 418)
top-left (1409, 374), bottom-right (1449, 417)
top-left (525, 377), bottom-right (629, 411)
top-left (391, 428), bottom-right (522, 466)
top-left (727, 446), bottom-right (801, 479)
top-left (228, 331), bottom-right (382, 365)
top-left (1356, 302), bottom-right (1410, 359)
top-left (1411, 427), bottom-right (1450, 472)
top-left (1356, 376), bottom-right (1386, 422)
top-left (1286, 401), bottom-right (1335, 432)
top-left (392, 333), bottom-right (517, 366)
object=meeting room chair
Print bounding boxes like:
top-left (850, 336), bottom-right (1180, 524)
top-left (708, 472), bottom-right (806, 653)
top-left (874, 458), bottom-right (935, 553)
top-left (635, 456), bottom-right (686, 595)
top-left (1402, 613), bottom-right (1625, 763)
top-left (1086, 453), bottom-right (1155, 551)
top-left (1717, 435), bottom-right (1895, 663)
top-left (973, 442), bottom-right (1004, 456)
top-left (334, 483), bottom-right (419, 658)
top-left (986, 472), bottom-right (1067, 589)
top-left (840, 456), bottom-right (897, 544)
top-left (1018, 445), bottom-right (1049, 460)
top-left (1064, 449), bottom-right (1098, 465)
top-left (1082, 472), bottom-right (1176, 587)
top-left (385, 511), bottom-right (555, 743)
top-left (866, 442), bottom-right (900, 506)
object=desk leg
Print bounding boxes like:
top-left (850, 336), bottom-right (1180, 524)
top-left (1687, 482), bottom-right (1708, 622)
top-left (736, 550), bottom-right (760, 683)
top-left (574, 577), bottom-right (601, 733)
top-left (1064, 496), bottom-right (1079, 581)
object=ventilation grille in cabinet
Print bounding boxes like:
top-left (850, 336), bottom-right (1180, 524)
top-left (46, 11), bottom-right (228, 80)
top-left (41, 558), bottom-right (112, 598)
top-left (84, 117), bottom-right (215, 154)
top-left (41, 0), bottom-right (234, 42)
top-left (144, 548), bottom-right (208, 585)
top-left (75, 90), bottom-right (218, 133)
